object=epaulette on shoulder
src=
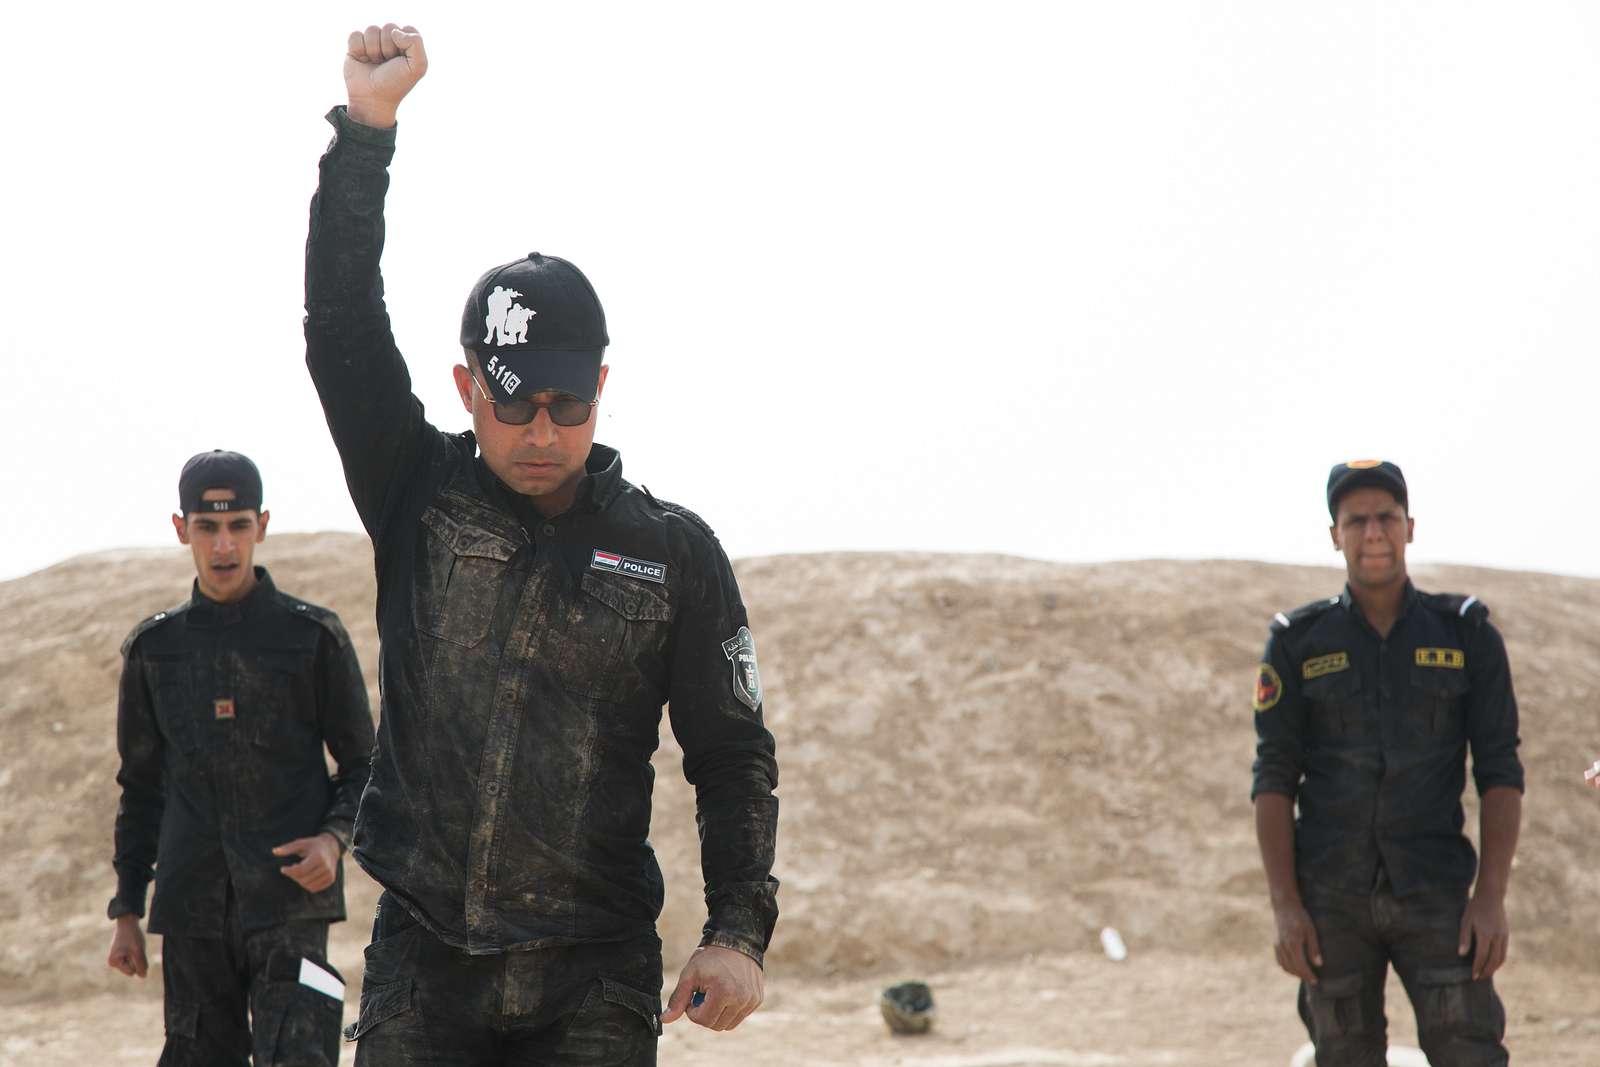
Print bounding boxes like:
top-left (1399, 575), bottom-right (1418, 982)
top-left (640, 485), bottom-right (717, 538)
top-left (1419, 591), bottom-right (1490, 625)
top-left (275, 592), bottom-right (353, 648)
top-left (121, 601), bottom-right (190, 658)
top-left (1269, 595), bottom-right (1342, 634)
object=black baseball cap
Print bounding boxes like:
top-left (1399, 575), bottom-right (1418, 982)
top-left (460, 252), bottom-right (609, 402)
top-left (179, 451), bottom-right (263, 515)
top-left (1326, 459), bottom-right (1407, 519)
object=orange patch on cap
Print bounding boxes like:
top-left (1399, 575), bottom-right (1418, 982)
top-left (1345, 459), bottom-right (1383, 469)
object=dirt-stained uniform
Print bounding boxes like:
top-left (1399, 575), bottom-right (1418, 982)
top-left (304, 106), bottom-right (780, 1065)
top-left (1252, 583), bottom-right (1523, 1067)
top-left (111, 567), bottom-right (374, 1066)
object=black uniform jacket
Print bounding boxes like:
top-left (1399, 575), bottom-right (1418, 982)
top-left (111, 568), bottom-right (375, 936)
top-left (303, 107), bottom-right (780, 962)
top-left (1251, 583), bottom-right (1524, 897)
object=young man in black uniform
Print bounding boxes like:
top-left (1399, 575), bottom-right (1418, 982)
top-left (1252, 460), bottom-right (1523, 1067)
top-left (107, 450), bottom-right (376, 1065)
top-left (304, 25), bottom-right (779, 1065)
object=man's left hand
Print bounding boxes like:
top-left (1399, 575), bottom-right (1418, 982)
top-left (662, 945), bottom-right (764, 1031)
top-left (271, 833), bottom-right (342, 893)
top-left (1458, 891), bottom-right (1510, 980)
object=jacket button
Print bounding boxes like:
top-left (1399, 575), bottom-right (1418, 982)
top-left (485, 781), bottom-right (500, 796)
top-left (542, 523), bottom-right (556, 537)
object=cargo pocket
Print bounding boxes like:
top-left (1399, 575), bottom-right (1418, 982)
top-left (1414, 964), bottom-right (1503, 1040)
top-left (568, 974), bottom-right (663, 1045)
top-left (343, 977), bottom-right (415, 1042)
top-left (155, 999), bottom-right (200, 1067)
top-left (163, 997), bottom-right (199, 1038)
top-left (1303, 972), bottom-right (1367, 1040)
top-left (254, 952), bottom-right (345, 1067)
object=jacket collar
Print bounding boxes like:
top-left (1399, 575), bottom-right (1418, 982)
top-left (187, 566), bottom-right (275, 627)
top-left (1339, 578), bottom-right (1418, 635)
top-left (584, 444), bottom-right (624, 510)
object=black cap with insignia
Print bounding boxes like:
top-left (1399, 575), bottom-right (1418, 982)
top-left (460, 252), bottom-right (609, 403)
top-left (179, 450), bottom-right (263, 515)
top-left (1326, 459), bottom-right (1407, 519)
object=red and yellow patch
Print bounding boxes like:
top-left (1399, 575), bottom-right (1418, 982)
top-left (1254, 663), bottom-right (1283, 712)
top-left (214, 697), bottom-right (236, 720)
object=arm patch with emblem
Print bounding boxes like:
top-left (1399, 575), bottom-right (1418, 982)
top-left (721, 626), bottom-right (762, 712)
top-left (1254, 663), bottom-right (1283, 711)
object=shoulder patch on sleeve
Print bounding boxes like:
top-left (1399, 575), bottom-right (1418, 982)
top-left (120, 601), bottom-right (189, 658)
top-left (276, 593), bottom-right (353, 648)
top-left (1268, 595), bottom-right (1342, 634)
top-left (1420, 591), bottom-right (1490, 625)
top-left (1254, 662), bottom-right (1283, 712)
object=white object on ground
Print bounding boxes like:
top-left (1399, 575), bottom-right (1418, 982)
top-left (1290, 1043), bottom-right (1429, 1067)
top-left (298, 957), bottom-right (345, 1001)
top-left (1584, 759), bottom-right (1600, 782)
top-left (1098, 927), bottom-right (1127, 962)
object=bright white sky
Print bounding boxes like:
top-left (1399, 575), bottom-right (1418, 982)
top-left (4, 2), bottom-right (1600, 583)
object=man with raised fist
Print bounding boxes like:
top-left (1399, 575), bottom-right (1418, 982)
top-left (107, 450), bottom-right (375, 1066)
top-left (305, 24), bottom-right (779, 1065)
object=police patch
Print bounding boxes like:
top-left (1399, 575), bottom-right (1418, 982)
top-left (721, 626), bottom-right (762, 712)
top-left (214, 697), bottom-right (236, 721)
top-left (1415, 647), bottom-right (1465, 669)
top-left (1254, 663), bottom-right (1282, 712)
top-left (590, 549), bottom-right (667, 584)
top-left (1302, 652), bottom-right (1349, 680)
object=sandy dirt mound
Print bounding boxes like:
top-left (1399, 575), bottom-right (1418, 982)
top-left (2, 539), bottom-right (1597, 1063)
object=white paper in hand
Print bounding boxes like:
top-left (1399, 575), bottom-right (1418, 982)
top-left (298, 957), bottom-right (345, 1001)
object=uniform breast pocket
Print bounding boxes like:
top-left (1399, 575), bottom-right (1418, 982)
top-left (415, 505), bottom-right (521, 649)
top-left (146, 657), bottom-right (199, 754)
top-left (562, 572), bottom-right (674, 703)
top-left (1410, 666), bottom-right (1468, 740)
top-left (1302, 670), bottom-right (1364, 742)
top-left (245, 655), bottom-right (320, 754)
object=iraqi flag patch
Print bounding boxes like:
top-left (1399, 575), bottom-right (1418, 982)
top-left (591, 549), bottom-right (668, 584)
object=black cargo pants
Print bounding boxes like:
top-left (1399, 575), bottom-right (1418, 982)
top-left (158, 891), bottom-right (342, 1067)
top-left (348, 892), bottom-right (664, 1066)
top-left (1297, 871), bottom-right (1508, 1067)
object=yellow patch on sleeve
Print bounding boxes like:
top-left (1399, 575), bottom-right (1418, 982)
top-left (1254, 663), bottom-right (1283, 712)
top-left (1302, 652), bottom-right (1350, 680)
top-left (1415, 647), bottom-right (1465, 669)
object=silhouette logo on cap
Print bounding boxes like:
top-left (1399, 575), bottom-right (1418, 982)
top-left (483, 285), bottom-right (538, 346)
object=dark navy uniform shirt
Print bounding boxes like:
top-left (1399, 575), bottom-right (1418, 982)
top-left (111, 568), bottom-right (374, 935)
top-left (1251, 582), bottom-right (1524, 896)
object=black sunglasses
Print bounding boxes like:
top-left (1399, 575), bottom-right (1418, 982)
top-left (474, 375), bottom-right (596, 427)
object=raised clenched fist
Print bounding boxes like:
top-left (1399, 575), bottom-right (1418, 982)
top-left (344, 23), bottom-right (428, 129)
